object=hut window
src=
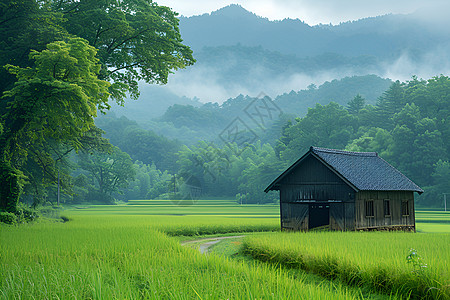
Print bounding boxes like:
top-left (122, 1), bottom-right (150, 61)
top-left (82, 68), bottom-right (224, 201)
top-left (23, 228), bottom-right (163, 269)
top-left (365, 200), bottom-right (374, 217)
top-left (402, 200), bottom-right (409, 216)
top-left (384, 200), bottom-right (391, 216)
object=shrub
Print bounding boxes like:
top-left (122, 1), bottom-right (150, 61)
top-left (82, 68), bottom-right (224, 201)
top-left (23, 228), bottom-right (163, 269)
top-left (0, 211), bottom-right (17, 224)
top-left (60, 215), bottom-right (71, 222)
top-left (16, 204), bottom-right (39, 222)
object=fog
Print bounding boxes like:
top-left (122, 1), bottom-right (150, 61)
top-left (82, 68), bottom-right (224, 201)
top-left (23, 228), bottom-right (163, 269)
top-left (157, 48), bottom-right (450, 104)
top-left (164, 66), bottom-right (343, 103)
top-left (382, 48), bottom-right (450, 82)
top-left (158, 0), bottom-right (450, 25)
top-left (135, 2), bottom-right (450, 105)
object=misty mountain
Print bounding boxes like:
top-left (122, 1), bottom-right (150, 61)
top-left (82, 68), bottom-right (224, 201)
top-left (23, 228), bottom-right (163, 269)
top-left (110, 4), bottom-right (448, 127)
top-left (186, 45), bottom-right (382, 94)
top-left (180, 4), bottom-right (450, 59)
top-left (109, 83), bottom-right (202, 123)
top-left (131, 75), bottom-right (392, 145)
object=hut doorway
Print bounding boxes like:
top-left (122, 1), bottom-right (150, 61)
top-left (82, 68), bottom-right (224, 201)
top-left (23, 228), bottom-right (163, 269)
top-left (309, 203), bottom-right (330, 229)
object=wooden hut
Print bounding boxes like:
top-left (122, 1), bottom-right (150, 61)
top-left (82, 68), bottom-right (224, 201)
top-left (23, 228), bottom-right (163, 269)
top-left (265, 146), bottom-right (423, 231)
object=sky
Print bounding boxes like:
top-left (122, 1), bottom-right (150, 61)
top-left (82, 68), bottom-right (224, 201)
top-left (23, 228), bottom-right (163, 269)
top-left (156, 0), bottom-right (449, 25)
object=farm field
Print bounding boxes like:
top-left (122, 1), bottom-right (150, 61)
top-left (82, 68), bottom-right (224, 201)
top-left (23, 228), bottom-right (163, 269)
top-left (1, 199), bottom-right (449, 299)
top-left (68, 200), bottom-right (450, 234)
top-left (243, 232), bottom-right (449, 299)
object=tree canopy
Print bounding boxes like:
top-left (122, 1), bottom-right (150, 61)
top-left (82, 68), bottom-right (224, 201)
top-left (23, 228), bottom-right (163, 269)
top-left (0, 0), bottom-right (194, 210)
top-left (50, 0), bottom-right (195, 101)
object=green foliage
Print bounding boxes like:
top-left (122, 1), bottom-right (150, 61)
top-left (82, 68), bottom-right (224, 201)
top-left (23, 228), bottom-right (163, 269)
top-left (176, 141), bottom-right (284, 203)
top-left (346, 94), bottom-right (366, 115)
top-left (406, 248), bottom-right (428, 273)
top-left (52, 0), bottom-right (195, 101)
top-left (120, 161), bottom-right (172, 201)
top-left (280, 102), bottom-right (356, 164)
top-left (78, 146), bottom-right (136, 203)
top-left (96, 115), bottom-right (180, 171)
top-left (0, 211), bottom-right (17, 224)
top-left (0, 161), bottom-right (24, 212)
top-left (15, 202), bottom-right (39, 222)
top-left (419, 160), bottom-right (450, 207)
top-left (0, 0), bottom-right (67, 95)
top-left (3, 38), bottom-right (110, 154)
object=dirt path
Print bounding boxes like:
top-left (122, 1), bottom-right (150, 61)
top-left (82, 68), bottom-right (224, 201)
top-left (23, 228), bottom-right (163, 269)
top-left (181, 235), bottom-right (245, 254)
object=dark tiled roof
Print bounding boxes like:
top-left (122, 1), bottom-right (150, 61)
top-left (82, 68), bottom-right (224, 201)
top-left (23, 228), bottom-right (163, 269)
top-left (311, 147), bottom-right (423, 193)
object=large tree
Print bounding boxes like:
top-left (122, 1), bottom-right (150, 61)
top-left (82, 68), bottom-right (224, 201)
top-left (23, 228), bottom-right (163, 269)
top-left (78, 146), bottom-right (136, 202)
top-left (2, 38), bottom-right (110, 160)
top-left (0, 0), bottom-right (194, 210)
top-left (0, 38), bottom-right (110, 209)
top-left (50, 0), bottom-right (195, 101)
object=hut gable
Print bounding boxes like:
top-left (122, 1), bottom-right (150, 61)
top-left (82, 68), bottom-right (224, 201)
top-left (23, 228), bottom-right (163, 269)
top-left (266, 147), bottom-right (423, 194)
top-left (266, 146), bottom-right (423, 231)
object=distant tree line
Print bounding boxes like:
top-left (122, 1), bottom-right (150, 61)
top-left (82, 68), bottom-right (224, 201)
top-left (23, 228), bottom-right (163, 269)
top-left (64, 75), bottom-right (448, 207)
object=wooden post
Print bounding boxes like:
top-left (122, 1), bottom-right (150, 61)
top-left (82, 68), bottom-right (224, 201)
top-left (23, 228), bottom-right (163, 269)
top-left (444, 193), bottom-right (448, 212)
top-left (57, 168), bottom-right (60, 206)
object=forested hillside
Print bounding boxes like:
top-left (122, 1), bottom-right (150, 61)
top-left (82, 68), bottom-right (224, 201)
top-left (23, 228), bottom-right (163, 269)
top-left (112, 75), bottom-right (391, 144)
top-left (77, 76), bottom-right (449, 207)
top-left (1, 1), bottom-right (448, 211)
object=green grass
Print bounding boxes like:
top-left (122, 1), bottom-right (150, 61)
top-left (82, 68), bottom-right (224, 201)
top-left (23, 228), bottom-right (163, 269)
top-left (1, 200), bottom-right (448, 299)
top-left (243, 231), bottom-right (450, 299)
top-left (1, 212), bottom-right (358, 299)
top-left (209, 236), bottom-right (398, 300)
top-left (416, 210), bottom-right (450, 233)
top-left (68, 200), bottom-right (450, 233)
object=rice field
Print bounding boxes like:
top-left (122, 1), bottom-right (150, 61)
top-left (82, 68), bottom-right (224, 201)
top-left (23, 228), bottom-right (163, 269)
top-left (1, 204), bottom-right (357, 300)
top-left (0, 199), bottom-right (448, 299)
top-left (243, 232), bottom-right (450, 299)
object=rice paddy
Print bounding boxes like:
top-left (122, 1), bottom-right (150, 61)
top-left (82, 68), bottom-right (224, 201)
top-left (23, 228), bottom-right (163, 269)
top-left (243, 232), bottom-right (449, 299)
top-left (1, 199), bottom-right (448, 299)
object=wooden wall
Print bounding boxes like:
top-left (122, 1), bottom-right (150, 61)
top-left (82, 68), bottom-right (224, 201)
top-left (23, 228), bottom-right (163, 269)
top-left (279, 155), bottom-right (356, 231)
top-left (329, 202), bottom-right (355, 231)
top-left (279, 155), bottom-right (354, 202)
top-left (355, 191), bottom-right (415, 230)
top-left (280, 202), bottom-right (308, 231)
top-left (276, 154), bottom-right (416, 232)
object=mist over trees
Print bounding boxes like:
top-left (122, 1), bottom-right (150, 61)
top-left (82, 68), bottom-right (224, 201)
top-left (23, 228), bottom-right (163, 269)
top-left (73, 75), bottom-right (449, 207)
top-left (1, 2), bottom-right (448, 210)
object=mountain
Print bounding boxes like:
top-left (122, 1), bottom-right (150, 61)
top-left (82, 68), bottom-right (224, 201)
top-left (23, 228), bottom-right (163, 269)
top-left (110, 4), bottom-right (448, 128)
top-left (180, 4), bottom-right (450, 59)
top-left (179, 5), bottom-right (331, 57)
top-left (109, 83), bottom-right (201, 123)
top-left (132, 75), bottom-right (392, 145)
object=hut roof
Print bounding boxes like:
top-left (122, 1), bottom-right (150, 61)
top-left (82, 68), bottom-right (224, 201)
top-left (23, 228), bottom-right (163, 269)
top-left (265, 146), bottom-right (423, 194)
